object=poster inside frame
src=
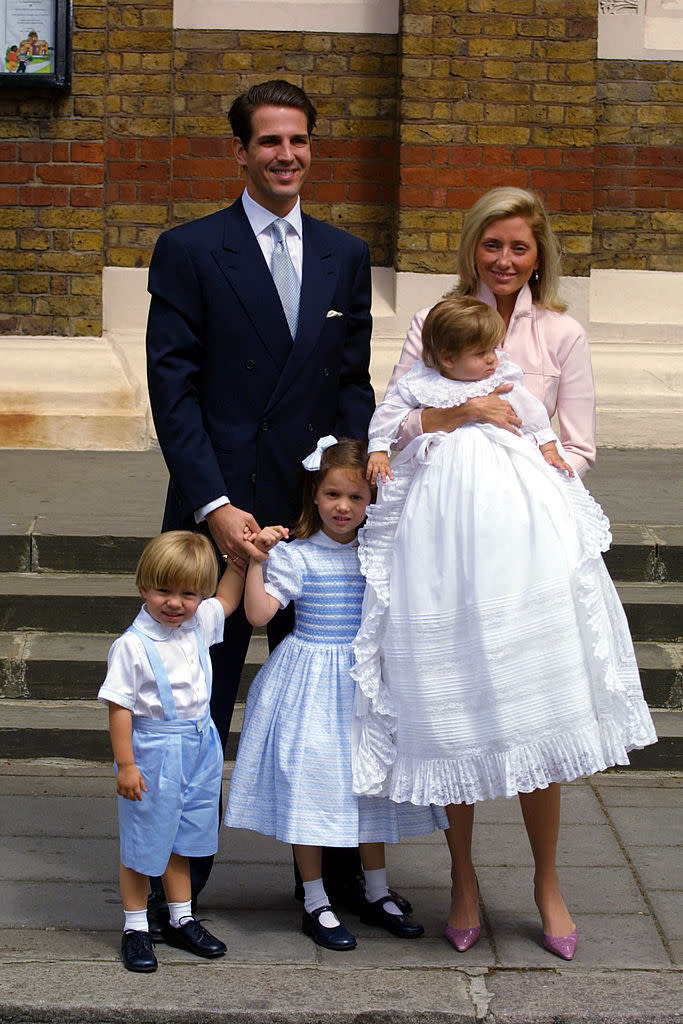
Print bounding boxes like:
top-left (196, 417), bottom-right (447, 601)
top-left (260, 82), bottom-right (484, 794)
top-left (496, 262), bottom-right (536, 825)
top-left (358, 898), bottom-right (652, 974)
top-left (0, 0), bottom-right (71, 89)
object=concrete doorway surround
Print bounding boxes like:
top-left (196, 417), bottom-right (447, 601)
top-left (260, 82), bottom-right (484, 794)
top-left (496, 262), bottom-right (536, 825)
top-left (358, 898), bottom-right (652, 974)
top-left (0, 266), bottom-right (681, 451)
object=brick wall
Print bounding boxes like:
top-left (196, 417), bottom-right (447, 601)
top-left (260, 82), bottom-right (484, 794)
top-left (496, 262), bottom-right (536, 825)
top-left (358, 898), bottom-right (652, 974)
top-left (0, 1), bottom-right (680, 336)
top-left (593, 59), bottom-right (682, 272)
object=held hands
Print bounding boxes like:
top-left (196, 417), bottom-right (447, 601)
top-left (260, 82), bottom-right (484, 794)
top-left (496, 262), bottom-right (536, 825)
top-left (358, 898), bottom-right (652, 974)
top-left (245, 524), bottom-right (289, 561)
top-left (116, 763), bottom-right (147, 802)
top-left (206, 503), bottom-right (262, 569)
top-left (366, 452), bottom-right (394, 485)
top-left (540, 441), bottom-right (575, 477)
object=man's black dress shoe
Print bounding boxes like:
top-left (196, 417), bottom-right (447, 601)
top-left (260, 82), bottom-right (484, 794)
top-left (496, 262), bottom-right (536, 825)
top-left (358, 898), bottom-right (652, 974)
top-left (121, 930), bottom-right (158, 973)
top-left (163, 918), bottom-right (227, 958)
top-left (302, 906), bottom-right (357, 951)
top-left (359, 896), bottom-right (424, 938)
top-left (146, 889), bottom-right (170, 943)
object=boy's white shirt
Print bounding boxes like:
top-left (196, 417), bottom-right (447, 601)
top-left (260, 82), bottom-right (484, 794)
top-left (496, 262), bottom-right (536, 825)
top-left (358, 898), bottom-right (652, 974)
top-left (97, 597), bottom-right (224, 720)
top-left (367, 351), bottom-right (557, 455)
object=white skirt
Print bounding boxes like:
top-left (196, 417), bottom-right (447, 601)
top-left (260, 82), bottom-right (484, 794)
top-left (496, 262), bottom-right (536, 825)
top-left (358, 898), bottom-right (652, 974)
top-left (352, 425), bottom-right (657, 806)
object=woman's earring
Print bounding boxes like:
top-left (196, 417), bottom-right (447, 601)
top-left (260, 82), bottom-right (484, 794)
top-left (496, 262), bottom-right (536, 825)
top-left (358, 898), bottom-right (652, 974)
top-left (532, 269), bottom-right (540, 285)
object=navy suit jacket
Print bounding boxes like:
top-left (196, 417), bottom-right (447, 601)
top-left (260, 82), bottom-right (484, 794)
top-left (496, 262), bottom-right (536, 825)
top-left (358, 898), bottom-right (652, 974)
top-left (146, 199), bottom-right (375, 530)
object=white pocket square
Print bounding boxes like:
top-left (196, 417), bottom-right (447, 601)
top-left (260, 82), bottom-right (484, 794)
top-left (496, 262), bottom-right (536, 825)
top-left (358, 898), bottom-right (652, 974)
top-left (326, 309), bottom-right (344, 318)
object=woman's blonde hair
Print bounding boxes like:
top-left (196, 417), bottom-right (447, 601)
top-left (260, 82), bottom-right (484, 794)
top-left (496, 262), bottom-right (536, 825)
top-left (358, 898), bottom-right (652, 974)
top-left (455, 187), bottom-right (566, 312)
top-left (422, 295), bottom-right (505, 370)
top-left (293, 437), bottom-right (374, 540)
top-left (135, 530), bottom-right (218, 597)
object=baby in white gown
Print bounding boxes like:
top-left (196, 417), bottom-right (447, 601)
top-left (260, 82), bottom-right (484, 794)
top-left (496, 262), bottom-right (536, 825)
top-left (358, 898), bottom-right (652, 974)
top-left (351, 294), bottom-right (655, 958)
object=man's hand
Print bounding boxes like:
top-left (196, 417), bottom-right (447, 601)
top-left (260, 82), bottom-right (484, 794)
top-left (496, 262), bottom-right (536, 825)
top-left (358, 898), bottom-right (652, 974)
top-left (366, 452), bottom-right (393, 484)
top-left (206, 503), bottom-right (262, 567)
top-left (539, 441), bottom-right (574, 477)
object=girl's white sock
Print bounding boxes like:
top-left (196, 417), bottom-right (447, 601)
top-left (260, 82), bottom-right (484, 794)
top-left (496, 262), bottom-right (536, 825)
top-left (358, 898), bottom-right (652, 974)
top-left (168, 899), bottom-right (193, 927)
top-left (364, 868), bottom-right (401, 915)
top-left (303, 878), bottom-right (339, 929)
top-left (123, 908), bottom-right (149, 933)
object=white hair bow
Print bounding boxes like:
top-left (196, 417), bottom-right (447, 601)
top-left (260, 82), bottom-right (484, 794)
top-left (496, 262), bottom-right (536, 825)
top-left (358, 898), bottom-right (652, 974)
top-left (301, 435), bottom-right (338, 471)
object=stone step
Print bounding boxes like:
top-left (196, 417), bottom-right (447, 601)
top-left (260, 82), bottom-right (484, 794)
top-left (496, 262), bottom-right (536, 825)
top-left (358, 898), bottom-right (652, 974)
top-left (1, 525), bottom-right (681, 580)
top-left (0, 699), bottom-right (679, 771)
top-left (0, 630), bottom-right (266, 702)
top-left (1, 573), bottom-right (681, 641)
top-left (1, 631), bottom-right (679, 711)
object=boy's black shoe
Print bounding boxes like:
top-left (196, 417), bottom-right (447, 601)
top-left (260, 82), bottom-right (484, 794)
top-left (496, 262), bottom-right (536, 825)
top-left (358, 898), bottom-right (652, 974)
top-left (121, 930), bottom-right (158, 973)
top-left (146, 889), bottom-right (170, 943)
top-left (163, 918), bottom-right (227, 958)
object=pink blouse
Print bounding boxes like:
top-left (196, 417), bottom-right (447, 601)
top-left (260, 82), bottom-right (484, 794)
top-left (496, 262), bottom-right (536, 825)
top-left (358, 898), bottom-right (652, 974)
top-left (376, 282), bottom-right (596, 477)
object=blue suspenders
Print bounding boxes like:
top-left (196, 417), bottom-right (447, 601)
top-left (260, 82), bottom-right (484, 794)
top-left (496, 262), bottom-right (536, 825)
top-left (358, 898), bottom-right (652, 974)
top-left (127, 624), bottom-right (212, 725)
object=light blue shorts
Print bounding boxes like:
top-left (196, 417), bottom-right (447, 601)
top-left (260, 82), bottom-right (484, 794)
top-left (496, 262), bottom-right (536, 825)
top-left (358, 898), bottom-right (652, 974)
top-left (117, 714), bottom-right (223, 877)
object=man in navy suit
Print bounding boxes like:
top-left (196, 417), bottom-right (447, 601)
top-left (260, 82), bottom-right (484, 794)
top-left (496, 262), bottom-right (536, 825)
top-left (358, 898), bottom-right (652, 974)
top-left (146, 81), bottom-right (375, 909)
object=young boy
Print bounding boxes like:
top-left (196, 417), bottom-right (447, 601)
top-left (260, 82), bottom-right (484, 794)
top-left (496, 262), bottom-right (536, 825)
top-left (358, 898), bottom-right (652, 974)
top-left (98, 528), bottom-right (285, 972)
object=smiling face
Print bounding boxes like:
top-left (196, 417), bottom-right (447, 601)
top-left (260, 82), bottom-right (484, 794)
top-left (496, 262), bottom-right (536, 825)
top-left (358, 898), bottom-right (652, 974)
top-left (439, 343), bottom-right (499, 383)
top-left (475, 215), bottom-right (539, 307)
top-left (232, 104), bottom-right (312, 216)
top-left (314, 467), bottom-right (372, 545)
top-left (140, 583), bottom-right (203, 628)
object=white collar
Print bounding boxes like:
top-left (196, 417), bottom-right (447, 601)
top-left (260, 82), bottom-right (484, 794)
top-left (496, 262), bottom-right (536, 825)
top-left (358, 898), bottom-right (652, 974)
top-left (308, 529), bottom-right (359, 551)
top-left (134, 604), bottom-right (198, 642)
top-left (241, 189), bottom-right (302, 239)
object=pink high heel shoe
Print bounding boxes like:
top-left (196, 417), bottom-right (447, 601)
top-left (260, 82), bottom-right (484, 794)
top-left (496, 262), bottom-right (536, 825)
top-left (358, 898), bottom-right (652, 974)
top-left (542, 927), bottom-right (578, 961)
top-left (445, 875), bottom-right (481, 952)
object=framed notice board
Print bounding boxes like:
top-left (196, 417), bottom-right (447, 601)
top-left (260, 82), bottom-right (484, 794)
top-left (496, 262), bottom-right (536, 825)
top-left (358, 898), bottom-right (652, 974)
top-left (0, 0), bottom-right (71, 89)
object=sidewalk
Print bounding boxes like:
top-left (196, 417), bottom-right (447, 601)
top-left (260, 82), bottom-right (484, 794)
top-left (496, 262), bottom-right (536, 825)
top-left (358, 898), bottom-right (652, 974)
top-left (0, 760), bottom-right (680, 1023)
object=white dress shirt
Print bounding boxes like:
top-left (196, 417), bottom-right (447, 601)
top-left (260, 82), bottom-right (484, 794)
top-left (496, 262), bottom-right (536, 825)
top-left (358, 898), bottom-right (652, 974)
top-left (97, 599), bottom-right (224, 720)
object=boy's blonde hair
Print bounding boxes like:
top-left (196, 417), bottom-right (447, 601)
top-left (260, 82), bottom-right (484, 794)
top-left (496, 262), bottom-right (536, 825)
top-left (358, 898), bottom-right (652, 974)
top-left (422, 295), bottom-right (505, 370)
top-left (135, 531), bottom-right (218, 597)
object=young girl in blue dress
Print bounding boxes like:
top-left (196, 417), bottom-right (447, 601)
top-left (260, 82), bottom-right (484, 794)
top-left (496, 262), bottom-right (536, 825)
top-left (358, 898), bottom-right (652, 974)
top-left (225, 437), bottom-right (445, 951)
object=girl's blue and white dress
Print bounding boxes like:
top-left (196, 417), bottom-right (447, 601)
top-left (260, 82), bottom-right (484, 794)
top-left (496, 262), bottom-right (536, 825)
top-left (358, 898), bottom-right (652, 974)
top-left (352, 355), bottom-right (656, 808)
top-left (225, 530), bottom-right (446, 845)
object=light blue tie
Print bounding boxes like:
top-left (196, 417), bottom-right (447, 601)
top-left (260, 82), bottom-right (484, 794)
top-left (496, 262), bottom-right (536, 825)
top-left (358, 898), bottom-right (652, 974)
top-left (270, 218), bottom-right (300, 340)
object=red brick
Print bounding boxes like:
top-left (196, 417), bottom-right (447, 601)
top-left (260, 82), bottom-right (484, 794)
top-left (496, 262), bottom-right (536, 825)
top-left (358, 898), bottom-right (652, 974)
top-left (465, 167), bottom-right (527, 188)
top-left (431, 187), bottom-right (448, 208)
top-left (19, 186), bottom-right (56, 206)
top-left (140, 138), bottom-right (172, 160)
top-left (599, 145), bottom-right (635, 167)
top-left (0, 142), bottom-right (18, 161)
top-left (172, 157), bottom-right (234, 180)
top-left (108, 161), bottom-right (169, 182)
top-left (481, 146), bottom-right (513, 167)
top-left (191, 179), bottom-right (223, 200)
top-left (652, 169), bottom-right (682, 188)
top-left (562, 191), bottom-right (592, 211)
top-left (399, 185), bottom-right (432, 207)
top-left (530, 169), bottom-right (592, 190)
top-left (635, 147), bottom-right (664, 167)
top-left (189, 138), bottom-right (226, 158)
top-left (0, 165), bottom-right (34, 184)
top-left (19, 142), bottom-right (51, 162)
top-left (514, 147), bottom-right (546, 167)
top-left (563, 148), bottom-right (594, 168)
top-left (171, 179), bottom-right (191, 199)
top-left (446, 188), bottom-right (489, 210)
top-left (53, 143), bottom-right (69, 162)
top-left (595, 167), bottom-right (649, 187)
top-left (316, 140), bottom-right (349, 159)
top-left (71, 186), bottom-right (104, 208)
top-left (138, 183), bottom-right (171, 202)
top-left (545, 149), bottom-right (563, 168)
top-left (71, 142), bottom-right (105, 162)
top-left (314, 182), bottom-right (348, 202)
top-left (634, 188), bottom-right (668, 208)
top-left (37, 165), bottom-right (104, 185)
top-left (172, 137), bottom-right (191, 156)
top-left (447, 145), bottom-right (482, 166)
top-left (400, 144), bottom-right (433, 165)
top-left (0, 186), bottom-right (19, 205)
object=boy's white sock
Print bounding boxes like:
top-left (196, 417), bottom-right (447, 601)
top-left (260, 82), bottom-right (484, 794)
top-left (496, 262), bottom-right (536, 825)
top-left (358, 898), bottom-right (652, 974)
top-left (303, 878), bottom-right (339, 929)
top-left (123, 909), bottom-right (149, 933)
top-left (168, 899), bottom-right (193, 927)
top-left (364, 868), bottom-right (401, 915)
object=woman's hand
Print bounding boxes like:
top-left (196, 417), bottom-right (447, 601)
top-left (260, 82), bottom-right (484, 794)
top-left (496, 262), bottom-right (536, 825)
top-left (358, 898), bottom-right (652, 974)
top-left (421, 384), bottom-right (522, 436)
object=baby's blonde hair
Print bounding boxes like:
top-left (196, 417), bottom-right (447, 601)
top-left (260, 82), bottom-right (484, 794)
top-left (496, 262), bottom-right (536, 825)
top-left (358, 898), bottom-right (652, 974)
top-left (135, 531), bottom-right (218, 598)
top-left (422, 295), bottom-right (505, 370)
